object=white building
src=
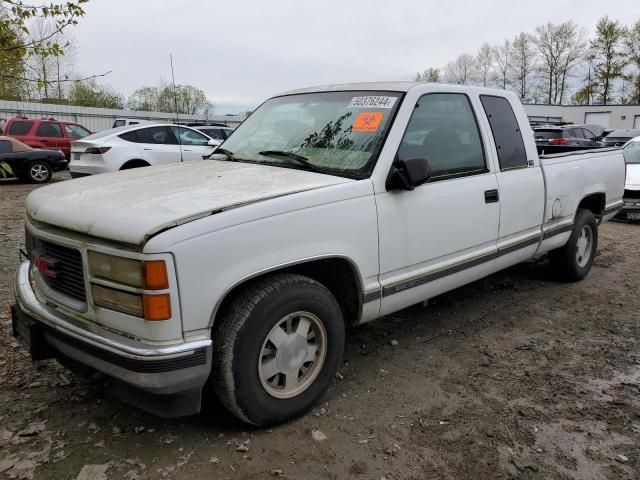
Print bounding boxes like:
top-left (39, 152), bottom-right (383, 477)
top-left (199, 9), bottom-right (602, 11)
top-left (523, 103), bottom-right (640, 130)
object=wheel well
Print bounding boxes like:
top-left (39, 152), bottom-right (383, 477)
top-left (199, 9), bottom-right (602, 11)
top-left (577, 193), bottom-right (605, 219)
top-left (214, 258), bottom-right (362, 330)
top-left (120, 159), bottom-right (150, 170)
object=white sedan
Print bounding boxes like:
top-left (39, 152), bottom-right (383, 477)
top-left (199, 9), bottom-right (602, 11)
top-left (621, 136), bottom-right (640, 221)
top-left (69, 124), bottom-right (220, 177)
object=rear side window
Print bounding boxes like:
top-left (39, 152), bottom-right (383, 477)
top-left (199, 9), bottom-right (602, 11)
top-left (64, 124), bottom-right (90, 139)
top-left (36, 122), bottom-right (63, 138)
top-left (0, 140), bottom-right (12, 153)
top-left (113, 120), bottom-right (125, 128)
top-left (480, 95), bottom-right (528, 171)
top-left (8, 121), bottom-right (33, 136)
top-left (397, 93), bottom-right (486, 180)
top-left (582, 129), bottom-right (595, 140)
top-left (534, 129), bottom-right (561, 140)
top-left (119, 130), bottom-right (138, 142)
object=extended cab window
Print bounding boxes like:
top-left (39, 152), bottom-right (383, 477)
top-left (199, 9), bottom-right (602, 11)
top-left (480, 95), bottom-right (528, 170)
top-left (36, 122), bottom-right (63, 138)
top-left (8, 121), bottom-right (33, 136)
top-left (397, 93), bottom-right (486, 180)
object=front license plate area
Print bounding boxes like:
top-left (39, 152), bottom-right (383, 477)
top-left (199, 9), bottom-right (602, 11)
top-left (73, 152), bottom-right (80, 160)
top-left (627, 211), bottom-right (640, 221)
top-left (11, 306), bottom-right (53, 360)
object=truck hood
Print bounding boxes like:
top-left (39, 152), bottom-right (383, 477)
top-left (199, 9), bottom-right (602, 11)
top-left (626, 163), bottom-right (640, 189)
top-left (26, 160), bottom-right (352, 245)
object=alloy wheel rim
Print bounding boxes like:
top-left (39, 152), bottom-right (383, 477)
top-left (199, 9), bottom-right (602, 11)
top-left (575, 225), bottom-right (593, 268)
top-left (30, 164), bottom-right (48, 181)
top-left (258, 311), bottom-right (327, 399)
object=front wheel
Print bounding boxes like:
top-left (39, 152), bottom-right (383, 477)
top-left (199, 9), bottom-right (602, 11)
top-left (210, 273), bottom-right (344, 426)
top-left (26, 161), bottom-right (52, 183)
top-left (549, 208), bottom-right (598, 281)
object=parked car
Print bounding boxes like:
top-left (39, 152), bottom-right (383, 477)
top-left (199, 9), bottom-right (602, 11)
top-left (192, 124), bottom-right (234, 141)
top-left (601, 129), bottom-right (640, 147)
top-left (4, 117), bottom-right (91, 159)
top-left (112, 118), bottom-right (152, 128)
top-left (0, 136), bottom-right (67, 183)
top-left (533, 124), bottom-right (601, 154)
top-left (12, 83), bottom-right (625, 426)
top-left (618, 136), bottom-right (640, 222)
top-left (69, 124), bottom-right (220, 177)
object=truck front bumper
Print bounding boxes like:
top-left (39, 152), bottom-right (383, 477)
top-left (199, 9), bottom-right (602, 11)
top-left (12, 262), bottom-right (212, 417)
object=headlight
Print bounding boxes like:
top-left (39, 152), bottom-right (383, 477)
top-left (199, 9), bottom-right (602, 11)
top-left (88, 251), bottom-right (169, 290)
top-left (88, 251), bottom-right (143, 287)
top-left (88, 251), bottom-right (171, 320)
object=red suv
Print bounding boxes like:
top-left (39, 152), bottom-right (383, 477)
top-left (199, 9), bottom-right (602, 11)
top-left (4, 118), bottom-right (92, 159)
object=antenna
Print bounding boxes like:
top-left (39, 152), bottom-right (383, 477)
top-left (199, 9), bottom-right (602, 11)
top-left (170, 53), bottom-right (183, 162)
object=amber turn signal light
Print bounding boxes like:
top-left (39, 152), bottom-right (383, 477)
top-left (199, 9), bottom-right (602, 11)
top-left (143, 294), bottom-right (171, 321)
top-left (143, 260), bottom-right (169, 290)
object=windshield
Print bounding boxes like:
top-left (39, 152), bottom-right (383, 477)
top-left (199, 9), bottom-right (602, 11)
top-left (623, 140), bottom-right (640, 164)
top-left (219, 91), bottom-right (403, 177)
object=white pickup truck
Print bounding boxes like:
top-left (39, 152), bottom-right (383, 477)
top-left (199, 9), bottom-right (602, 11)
top-left (12, 83), bottom-right (625, 426)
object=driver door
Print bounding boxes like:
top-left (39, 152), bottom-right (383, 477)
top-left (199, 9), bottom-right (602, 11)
top-left (375, 92), bottom-right (500, 315)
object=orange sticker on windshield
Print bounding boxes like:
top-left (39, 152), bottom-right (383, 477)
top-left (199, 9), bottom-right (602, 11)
top-left (352, 112), bottom-right (384, 132)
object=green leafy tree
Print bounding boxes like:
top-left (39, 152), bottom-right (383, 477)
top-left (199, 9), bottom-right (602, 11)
top-left (69, 80), bottom-right (124, 108)
top-left (127, 86), bottom-right (160, 111)
top-left (590, 16), bottom-right (626, 105)
top-left (0, 12), bottom-right (25, 99)
top-left (414, 67), bottom-right (440, 82)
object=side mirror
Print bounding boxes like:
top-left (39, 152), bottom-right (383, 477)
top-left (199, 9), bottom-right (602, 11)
top-left (386, 157), bottom-right (431, 191)
top-left (207, 139), bottom-right (219, 147)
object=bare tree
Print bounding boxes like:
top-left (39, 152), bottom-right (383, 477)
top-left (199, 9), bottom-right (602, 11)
top-left (534, 21), bottom-right (585, 104)
top-left (492, 39), bottom-right (512, 90)
top-left (476, 43), bottom-right (494, 87)
top-left (24, 17), bottom-right (76, 100)
top-left (511, 32), bottom-right (536, 100)
top-left (445, 54), bottom-right (476, 85)
top-left (622, 20), bottom-right (640, 103)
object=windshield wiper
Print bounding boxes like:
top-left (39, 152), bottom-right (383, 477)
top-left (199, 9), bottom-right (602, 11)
top-left (258, 150), bottom-right (324, 173)
top-left (206, 147), bottom-right (237, 160)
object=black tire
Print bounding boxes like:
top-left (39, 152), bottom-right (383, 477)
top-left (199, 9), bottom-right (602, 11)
top-left (26, 161), bottom-right (52, 184)
top-left (549, 208), bottom-right (598, 282)
top-left (210, 273), bottom-right (344, 426)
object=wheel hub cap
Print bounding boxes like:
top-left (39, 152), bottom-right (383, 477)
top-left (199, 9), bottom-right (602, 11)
top-left (575, 225), bottom-right (593, 268)
top-left (276, 334), bottom-right (308, 374)
top-left (258, 311), bottom-right (327, 399)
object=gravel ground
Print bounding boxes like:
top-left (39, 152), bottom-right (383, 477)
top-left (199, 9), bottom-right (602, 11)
top-left (1, 171), bottom-right (639, 480)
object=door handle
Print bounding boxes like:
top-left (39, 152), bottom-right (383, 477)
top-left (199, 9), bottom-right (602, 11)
top-left (143, 148), bottom-right (152, 151)
top-left (484, 189), bottom-right (499, 203)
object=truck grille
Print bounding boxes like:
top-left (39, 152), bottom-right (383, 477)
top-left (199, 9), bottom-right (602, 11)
top-left (26, 230), bottom-right (86, 302)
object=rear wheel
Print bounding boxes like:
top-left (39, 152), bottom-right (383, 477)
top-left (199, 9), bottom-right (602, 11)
top-left (549, 208), bottom-right (598, 281)
top-left (210, 273), bottom-right (344, 426)
top-left (26, 161), bottom-right (52, 183)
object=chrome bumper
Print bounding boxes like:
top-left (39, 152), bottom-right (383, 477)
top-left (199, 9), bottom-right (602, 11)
top-left (13, 262), bottom-right (212, 396)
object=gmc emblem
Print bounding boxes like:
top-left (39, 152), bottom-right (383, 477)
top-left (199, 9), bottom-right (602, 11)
top-left (32, 252), bottom-right (58, 278)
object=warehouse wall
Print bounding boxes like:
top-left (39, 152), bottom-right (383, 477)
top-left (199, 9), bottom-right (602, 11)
top-left (0, 100), bottom-right (247, 132)
top-left (523, 104), bottom-right (640, 130)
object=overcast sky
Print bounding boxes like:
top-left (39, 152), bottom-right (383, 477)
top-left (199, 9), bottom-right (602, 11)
top-left (74, 0), bottom-right (640, 114)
